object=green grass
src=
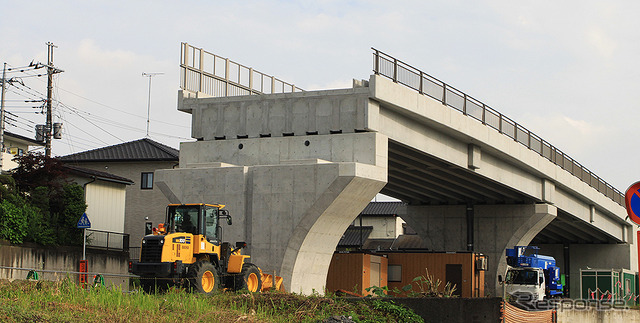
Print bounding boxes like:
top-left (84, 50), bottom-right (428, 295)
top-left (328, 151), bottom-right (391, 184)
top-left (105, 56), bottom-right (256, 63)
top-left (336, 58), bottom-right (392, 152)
top-left (0, 279), bottom-right (423, 322)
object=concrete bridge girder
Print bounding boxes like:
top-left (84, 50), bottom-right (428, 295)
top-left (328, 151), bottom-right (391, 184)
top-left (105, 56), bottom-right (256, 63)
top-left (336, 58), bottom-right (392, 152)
top-left (368, 75), bottom-right (631, 243)
top-left (156, 133), bottom-right (387, 294)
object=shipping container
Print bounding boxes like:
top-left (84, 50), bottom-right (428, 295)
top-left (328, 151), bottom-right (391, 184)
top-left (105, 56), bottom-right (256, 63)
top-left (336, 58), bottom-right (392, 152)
top-left (326, 251), bottom-right (486, 298)
top-left (325, 252), bottom-right (387, 296)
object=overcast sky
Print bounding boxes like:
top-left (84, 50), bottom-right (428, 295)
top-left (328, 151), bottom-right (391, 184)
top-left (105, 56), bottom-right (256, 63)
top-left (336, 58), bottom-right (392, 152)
top-left (1, 1), bottom-right (638, 193)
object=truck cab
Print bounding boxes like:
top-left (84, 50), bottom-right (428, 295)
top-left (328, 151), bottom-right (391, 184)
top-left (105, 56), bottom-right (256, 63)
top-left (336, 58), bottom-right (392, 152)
top-left (502, 246), bottom-right (563, 301)
top-left (505, 266), bottom-right (546, 301)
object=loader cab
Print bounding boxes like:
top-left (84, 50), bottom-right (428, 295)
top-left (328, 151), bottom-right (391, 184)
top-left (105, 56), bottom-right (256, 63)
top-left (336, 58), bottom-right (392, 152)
top-left (166, 203), bottom-right (231, 243)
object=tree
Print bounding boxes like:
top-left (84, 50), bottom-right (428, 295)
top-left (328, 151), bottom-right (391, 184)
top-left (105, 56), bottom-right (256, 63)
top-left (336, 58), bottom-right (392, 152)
top-left (0, 152), bottom-right (86, 246)
top-left (12, 152), bottom-right (69, 194)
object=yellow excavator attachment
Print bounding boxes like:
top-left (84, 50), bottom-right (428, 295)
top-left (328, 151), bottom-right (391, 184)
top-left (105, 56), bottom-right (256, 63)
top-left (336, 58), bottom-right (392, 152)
top-left (259, 268), bottom-right (284, 292)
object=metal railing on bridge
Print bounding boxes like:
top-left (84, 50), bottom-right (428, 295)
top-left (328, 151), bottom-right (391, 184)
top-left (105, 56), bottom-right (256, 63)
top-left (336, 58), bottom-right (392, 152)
top-left (372, 48), bottom-right (624, 206)
top-left (180, 42), bottom-right (304, 97)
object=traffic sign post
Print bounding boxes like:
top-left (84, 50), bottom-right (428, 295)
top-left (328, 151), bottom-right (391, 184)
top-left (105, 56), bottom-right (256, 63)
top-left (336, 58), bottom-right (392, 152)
top-left (624, 182), bottom-right (640, 283)
top-left (77, 213), bottom-right (91, 261)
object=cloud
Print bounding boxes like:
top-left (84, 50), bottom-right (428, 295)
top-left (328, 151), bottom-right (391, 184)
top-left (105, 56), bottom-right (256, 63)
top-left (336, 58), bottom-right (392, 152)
top-left (586, 28), bottom-right (617, 59)
top-left (522, 113), bottom-right (608, 154)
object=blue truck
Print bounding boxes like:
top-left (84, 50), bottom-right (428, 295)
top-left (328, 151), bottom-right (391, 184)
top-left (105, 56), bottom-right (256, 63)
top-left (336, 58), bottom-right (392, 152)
top-left (503, 246), bottom-right (563, 301)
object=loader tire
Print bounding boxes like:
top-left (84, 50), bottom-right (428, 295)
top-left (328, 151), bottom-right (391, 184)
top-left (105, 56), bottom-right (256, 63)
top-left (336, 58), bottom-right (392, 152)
top-left (187, 261), bottom-right (219, 295)
top-left (235, 263), bottom-right (262, 292)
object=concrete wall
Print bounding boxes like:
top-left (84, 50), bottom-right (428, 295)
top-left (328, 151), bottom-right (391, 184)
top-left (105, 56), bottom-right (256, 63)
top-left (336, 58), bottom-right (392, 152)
top-left (0, 242), bottom-right (129, 289)
top-left (557, 307), bottom-right (640, 323)
top-left (70, 161), bottom-right (177, 249)
top-left (354, 297), bottom-right (503, 322)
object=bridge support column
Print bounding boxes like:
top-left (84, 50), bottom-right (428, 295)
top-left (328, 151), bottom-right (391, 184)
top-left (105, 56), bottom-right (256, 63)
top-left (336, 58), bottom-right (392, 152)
top-left (401, 203), bottom-right (556, 297)
top-left (155, 133), bottom-right (388, 294)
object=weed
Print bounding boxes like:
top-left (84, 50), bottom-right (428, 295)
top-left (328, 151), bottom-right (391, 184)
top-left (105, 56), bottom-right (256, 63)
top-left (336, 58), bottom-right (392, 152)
top-left (404, 268), bottom-right (458, 298)
top-left (0, 279), bottom-right (426, 322)
top-left (370, 299), bottom-right (424, 323)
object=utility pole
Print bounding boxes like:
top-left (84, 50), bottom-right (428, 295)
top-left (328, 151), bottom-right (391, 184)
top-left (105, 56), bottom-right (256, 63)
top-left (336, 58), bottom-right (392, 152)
top-left (45, 42), bottom-right (57, 157)
top-left (142, 72), bottom-right (163, 137)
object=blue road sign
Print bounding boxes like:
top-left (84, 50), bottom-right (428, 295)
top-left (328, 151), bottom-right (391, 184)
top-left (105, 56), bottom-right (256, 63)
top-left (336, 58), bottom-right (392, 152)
top-left (77, 213), bottom-right (91, 229)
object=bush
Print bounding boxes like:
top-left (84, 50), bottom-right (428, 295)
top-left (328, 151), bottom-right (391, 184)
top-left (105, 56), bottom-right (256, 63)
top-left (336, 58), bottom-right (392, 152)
top-left (56, 184), bottom-right (86, 246)
top-left (0, 200), bottom-right (28, 243)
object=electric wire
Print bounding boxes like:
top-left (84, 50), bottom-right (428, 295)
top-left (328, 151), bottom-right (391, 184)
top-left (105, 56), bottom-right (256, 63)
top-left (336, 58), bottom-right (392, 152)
top-left (58, 114), bottom-right (110, 146)
top-left (3, 62), bottom-right (189, 154)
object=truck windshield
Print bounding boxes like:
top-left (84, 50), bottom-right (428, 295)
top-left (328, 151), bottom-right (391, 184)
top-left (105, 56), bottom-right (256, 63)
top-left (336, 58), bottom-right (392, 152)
top-left (167, 205), bottom-right (200, 235)
top-left (506, 269), bottom-right (538, 285)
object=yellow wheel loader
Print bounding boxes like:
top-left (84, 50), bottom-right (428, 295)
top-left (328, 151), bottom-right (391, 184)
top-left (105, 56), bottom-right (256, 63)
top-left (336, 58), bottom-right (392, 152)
top-left (129, 203), bottom-right (282, 294)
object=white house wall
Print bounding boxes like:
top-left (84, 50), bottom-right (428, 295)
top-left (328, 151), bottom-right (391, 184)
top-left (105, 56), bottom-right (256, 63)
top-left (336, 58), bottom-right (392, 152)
top-left (357, 216), bottom-right (404, 239)
top-left (85, 181), bottom-right (126, 233)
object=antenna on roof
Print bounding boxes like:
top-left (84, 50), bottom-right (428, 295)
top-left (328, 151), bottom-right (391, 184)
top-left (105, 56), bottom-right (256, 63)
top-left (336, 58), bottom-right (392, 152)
top-left (142, 72), bottom-right (164, 137)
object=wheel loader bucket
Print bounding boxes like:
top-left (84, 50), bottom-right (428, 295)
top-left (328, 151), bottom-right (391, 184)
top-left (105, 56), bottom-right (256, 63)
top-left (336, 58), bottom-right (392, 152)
top-left (259, 268), bottom-right (284, 292)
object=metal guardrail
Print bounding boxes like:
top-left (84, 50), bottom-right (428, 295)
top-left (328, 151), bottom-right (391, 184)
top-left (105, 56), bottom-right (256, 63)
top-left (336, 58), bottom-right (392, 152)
top-left (180, 42), bottom-right (304, 97)
top-left (372, 48), bottom-right (624, 206)
top-left (86, 229), bottom-right (129, 251)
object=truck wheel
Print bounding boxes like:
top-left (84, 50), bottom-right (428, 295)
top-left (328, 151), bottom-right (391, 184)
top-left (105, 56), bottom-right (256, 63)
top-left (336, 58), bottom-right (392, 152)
top-left (235, 263), bottom-right (262, 292)
top-left (188, 261), bottom-right (219, 294)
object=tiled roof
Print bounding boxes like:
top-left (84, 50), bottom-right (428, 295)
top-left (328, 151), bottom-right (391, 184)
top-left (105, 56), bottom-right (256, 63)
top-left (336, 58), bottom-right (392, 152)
top-left (360, 202), bottom-right (402, 216)
top-left (5, 131), bottom-right (43, 146)
top-left (362, 238), bottom-right (395, 250)
top-left (338, 226), bottom-right (373, 247)
top-left (64, 164), bottom-right (134, 185)
top-left (391, 234), bottom-right (427, 250)
top-left (59, 138), bottom-right (179, 162)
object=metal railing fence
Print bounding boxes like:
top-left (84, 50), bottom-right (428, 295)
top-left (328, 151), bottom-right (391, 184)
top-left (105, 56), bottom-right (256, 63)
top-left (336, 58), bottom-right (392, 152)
top-left (372, 48), bottom-right (623, 206)
top-left (180, 43), bottom-right (304, 97)
top-left (86, 229), bottom-right (129, 251)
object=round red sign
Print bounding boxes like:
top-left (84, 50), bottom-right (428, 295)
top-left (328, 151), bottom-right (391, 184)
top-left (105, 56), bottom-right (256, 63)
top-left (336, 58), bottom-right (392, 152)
top-left (625, 181), bottom-right (640, 226)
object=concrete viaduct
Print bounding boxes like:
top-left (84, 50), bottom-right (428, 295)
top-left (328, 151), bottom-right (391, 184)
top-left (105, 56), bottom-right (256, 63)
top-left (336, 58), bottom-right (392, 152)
top-left (156, 46), bottom-right (635, 297)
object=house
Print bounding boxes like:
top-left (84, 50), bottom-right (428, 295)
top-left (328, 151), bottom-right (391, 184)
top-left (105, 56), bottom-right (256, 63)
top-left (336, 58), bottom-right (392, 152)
top-left (63, 164), bottom-right (134, 249)
top-left (356, 202), bottom-right (405, 239)
top-left (338, 201), bottom-right (426, 251)
top-left (2, 131), bottom-right (44, 171)
top-left (59, 138), bottom-right (179, 250)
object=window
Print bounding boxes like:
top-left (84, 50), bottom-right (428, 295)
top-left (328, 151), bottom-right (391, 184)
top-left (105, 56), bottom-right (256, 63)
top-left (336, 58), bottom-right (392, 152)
top-left (204, 206), bottom-right (218, 240)
top-left (388, 265), bottom-right (402, 282)
top-left (169, 205), bottom-right (199, 235)
top-left (141, 172), bottom-right (153, 189)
